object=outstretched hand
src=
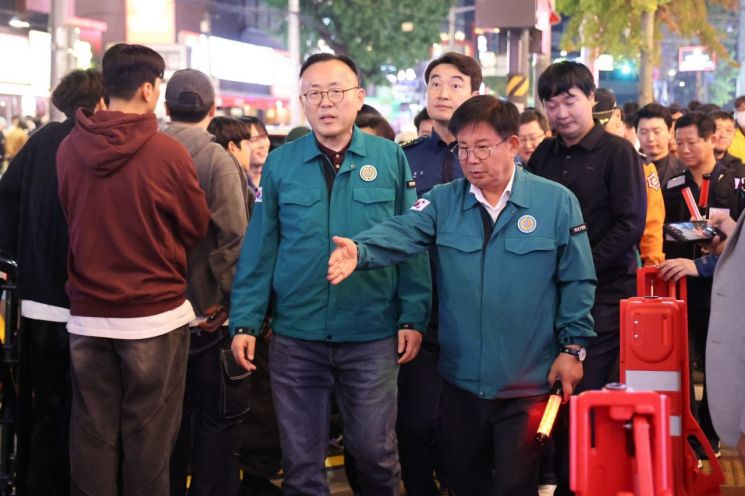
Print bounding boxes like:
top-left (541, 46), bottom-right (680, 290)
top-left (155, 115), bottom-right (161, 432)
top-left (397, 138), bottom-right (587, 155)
top-left (327, 236), bottom-right (358, 285)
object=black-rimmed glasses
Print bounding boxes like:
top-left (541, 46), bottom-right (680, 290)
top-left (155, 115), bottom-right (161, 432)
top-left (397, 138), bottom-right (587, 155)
top-left (302, 87), bottom-right (359, 105)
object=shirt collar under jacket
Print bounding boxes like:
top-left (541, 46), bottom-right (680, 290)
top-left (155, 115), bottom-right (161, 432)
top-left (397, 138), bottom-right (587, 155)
top-left (551, 122), bottom-right (605, 154)
top-left (463, 164), bottom-right (530, 212)
top-left (468, 165), bottom-right (516, 222)
top-left (301, 124), bottom-right (367, 163)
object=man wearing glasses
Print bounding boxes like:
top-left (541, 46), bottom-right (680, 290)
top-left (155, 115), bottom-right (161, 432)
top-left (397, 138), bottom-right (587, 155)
top-left (229, 53), bottom-right (430, 495)
top-left (327, 95), bottom-right (596, 495)
top-left (397, 51), bottom-right (481, 495)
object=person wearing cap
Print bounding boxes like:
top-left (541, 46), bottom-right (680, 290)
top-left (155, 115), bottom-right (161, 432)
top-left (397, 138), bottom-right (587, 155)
top-left (327, 95), bottom-right (596, 496)
top-left (229, 53), bottom-right (430, 495)
top-left (55, 44), bottom-right (210, 495)
top-left (162, 69), bottom-right (250, 496)
top-left (527, 62), bottom-right (646, 496)
top-left (593, 88), bottom-right (624, 137)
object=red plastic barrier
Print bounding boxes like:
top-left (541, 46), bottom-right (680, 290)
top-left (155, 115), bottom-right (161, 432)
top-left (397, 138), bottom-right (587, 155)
top-left (570, 385), bottom-right (673, 496)
top-left (619, 267), bottom-right (723, 495)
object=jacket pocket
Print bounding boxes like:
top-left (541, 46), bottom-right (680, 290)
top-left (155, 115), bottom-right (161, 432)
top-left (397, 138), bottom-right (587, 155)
top-left (435, 232), bottom-right (482, 252)
top-left (504, 236), bottom-right (555, 254)
top-left (279, 188), bottom-right (323, 206)
top-left (350, 187), bottom-right (396, 225)
top-left (352, 187), bottom-right (396, 204)
top-left (219, 347), bottom-right (252, 419)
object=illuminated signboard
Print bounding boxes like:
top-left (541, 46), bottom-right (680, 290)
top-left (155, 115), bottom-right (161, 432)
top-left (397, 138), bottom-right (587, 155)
top-left (678, 46), bottom-right (716, 72)
top-left (126, 0), bottom-right (175, 44)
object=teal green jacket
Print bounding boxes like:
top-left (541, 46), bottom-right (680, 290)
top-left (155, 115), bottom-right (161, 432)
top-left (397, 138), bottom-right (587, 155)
top-left (355, 167), bottom-right (596, 398)
top-left (229, 128), bottom-right (431, 341)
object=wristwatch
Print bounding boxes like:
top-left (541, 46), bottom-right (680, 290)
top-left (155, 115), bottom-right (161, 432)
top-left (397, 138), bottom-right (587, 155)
top-left (560, 346), bottom-right (587, 363)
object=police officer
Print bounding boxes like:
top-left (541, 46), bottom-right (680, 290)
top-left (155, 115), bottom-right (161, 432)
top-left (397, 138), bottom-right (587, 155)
top-left (403, 52), bottom-right (481, 197)
top-left (396, 51), bottom-right (481, 495)
top-left (229, 53), bottom-right (431, 496)
top-left (328, 95), bottom-right (597, 495)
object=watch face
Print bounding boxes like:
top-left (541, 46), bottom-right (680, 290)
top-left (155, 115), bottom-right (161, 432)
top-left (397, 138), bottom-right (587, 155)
top-left (577, 348), bottom-right (587, 362)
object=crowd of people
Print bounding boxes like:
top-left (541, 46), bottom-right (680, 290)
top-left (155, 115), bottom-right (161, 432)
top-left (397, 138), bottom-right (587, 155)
top-left (0, 41), bottom-right (744, 496)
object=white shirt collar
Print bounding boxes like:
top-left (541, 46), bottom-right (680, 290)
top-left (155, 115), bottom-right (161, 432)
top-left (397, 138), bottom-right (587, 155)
top-left (468, 167), bottom-right (516, 223)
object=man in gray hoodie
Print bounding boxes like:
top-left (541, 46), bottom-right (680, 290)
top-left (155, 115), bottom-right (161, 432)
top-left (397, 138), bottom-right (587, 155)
top-left (162, 69), bottom-right (250, 496)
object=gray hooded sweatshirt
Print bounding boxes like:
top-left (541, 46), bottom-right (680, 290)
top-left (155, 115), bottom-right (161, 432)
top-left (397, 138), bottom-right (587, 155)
top-left (163, 123), bottom-right (249, 318)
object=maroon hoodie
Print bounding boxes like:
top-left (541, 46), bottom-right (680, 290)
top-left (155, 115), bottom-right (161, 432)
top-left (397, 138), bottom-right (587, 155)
top-left (56, 109), bottom-right (210, 318)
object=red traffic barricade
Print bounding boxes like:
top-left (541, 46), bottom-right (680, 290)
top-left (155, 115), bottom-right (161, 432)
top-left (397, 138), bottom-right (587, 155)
top-left (620, 267), bottom-right (723, 495)
top-left (571, 384), bottom-right (673, 496)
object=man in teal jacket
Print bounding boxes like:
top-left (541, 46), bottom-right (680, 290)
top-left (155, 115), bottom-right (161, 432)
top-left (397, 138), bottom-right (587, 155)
top-left (328, 95), bottom-right (596, 495)
top-left (229, 53), bottom-right (430, 495)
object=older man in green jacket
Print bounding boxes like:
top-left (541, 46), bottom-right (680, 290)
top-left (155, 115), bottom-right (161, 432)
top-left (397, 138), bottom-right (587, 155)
top-left (329, 95), bottom-right (596, 496)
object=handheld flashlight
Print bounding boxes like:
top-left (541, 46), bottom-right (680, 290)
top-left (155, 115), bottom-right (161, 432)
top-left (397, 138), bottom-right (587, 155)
top-left (536, 380), bottom-right (563, 444)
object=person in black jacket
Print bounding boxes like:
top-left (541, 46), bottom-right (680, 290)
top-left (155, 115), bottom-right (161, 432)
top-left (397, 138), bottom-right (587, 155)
top-left (0, 69), bottom-right (105, 496)
top-left (527, 61), bottom-right (647, 496)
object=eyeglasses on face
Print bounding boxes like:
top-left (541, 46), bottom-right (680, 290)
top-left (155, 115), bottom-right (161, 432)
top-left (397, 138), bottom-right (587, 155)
top-left (451, 137), bottom-right (510, 161)
top-left (302, 87), bottom-right (359, 105)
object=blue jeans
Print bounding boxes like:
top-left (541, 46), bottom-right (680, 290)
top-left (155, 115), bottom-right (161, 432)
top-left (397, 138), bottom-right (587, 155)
top-left (269, 334), bottom-right (400, 496)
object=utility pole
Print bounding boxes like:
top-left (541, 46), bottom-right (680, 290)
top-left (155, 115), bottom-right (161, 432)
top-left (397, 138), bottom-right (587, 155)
top-left (289, 0), bottom-right (301, 126)
top-left (50, 0), bottom-right (73, 121)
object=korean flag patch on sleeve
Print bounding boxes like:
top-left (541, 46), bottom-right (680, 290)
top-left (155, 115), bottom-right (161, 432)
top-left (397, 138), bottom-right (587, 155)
top-left (255, 187), bottom-right (263, 203)
top-left (410, 198), bottom-right (430, 211)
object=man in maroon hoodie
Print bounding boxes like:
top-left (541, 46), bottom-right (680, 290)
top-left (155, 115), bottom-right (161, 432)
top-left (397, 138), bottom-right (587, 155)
top-left (56, 44), bottom-right (210, 496)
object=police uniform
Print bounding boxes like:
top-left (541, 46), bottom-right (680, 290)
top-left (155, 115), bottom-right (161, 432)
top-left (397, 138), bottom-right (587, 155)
top-left (402, 128), bottom-right (463, 197)
top-left (230, 127), bottom-right (431, 494)
top-left (352, 166), bottom-right (597, 495)
top-left (399, 127), bottom-right (463, 494)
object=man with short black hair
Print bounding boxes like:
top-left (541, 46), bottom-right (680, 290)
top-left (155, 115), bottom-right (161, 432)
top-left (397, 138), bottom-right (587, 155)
top-left (163, 68), bottom-right (249, 496)
top-left (635, 103), bottom-right (686, 186)
top-left (710, 109), bottom-right (745, 176)
top-left (661, 111), bottom-right (743, 457)
top-left (328, 94), bottom-right (596, 496)
top-left (529, 61), bottom-right (646, 392)
top-left (229, 52), bottom-right (430, 495)
top-left (56, 43), bottom-right (210, 495)
top-left (0, 68), bottom-right (105, 496)
top-left (527, 61), bottom-right (647, 495)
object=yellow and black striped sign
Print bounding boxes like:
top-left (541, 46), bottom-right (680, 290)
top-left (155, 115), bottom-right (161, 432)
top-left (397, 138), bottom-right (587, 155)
top-left (506, 74), bottom-right (530, 98)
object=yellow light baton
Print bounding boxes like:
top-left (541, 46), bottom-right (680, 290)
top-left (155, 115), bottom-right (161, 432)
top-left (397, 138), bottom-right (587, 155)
top-left (536, 380), bottom-right (563, 444)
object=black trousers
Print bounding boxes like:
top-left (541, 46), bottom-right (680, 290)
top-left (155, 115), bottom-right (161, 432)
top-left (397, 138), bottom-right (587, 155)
top-left (397, 346), bottom-right (445, 495)
top-left (23, 318), bottom-right (71, 496)
top-left (237, 335), bottom-right (282, 481)
top-left (440, 381), bottom-right (546, 496)
top-left (555, 300), bottom-right (621, 496)
top-left (170, 330), bottom-right (242, 496)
